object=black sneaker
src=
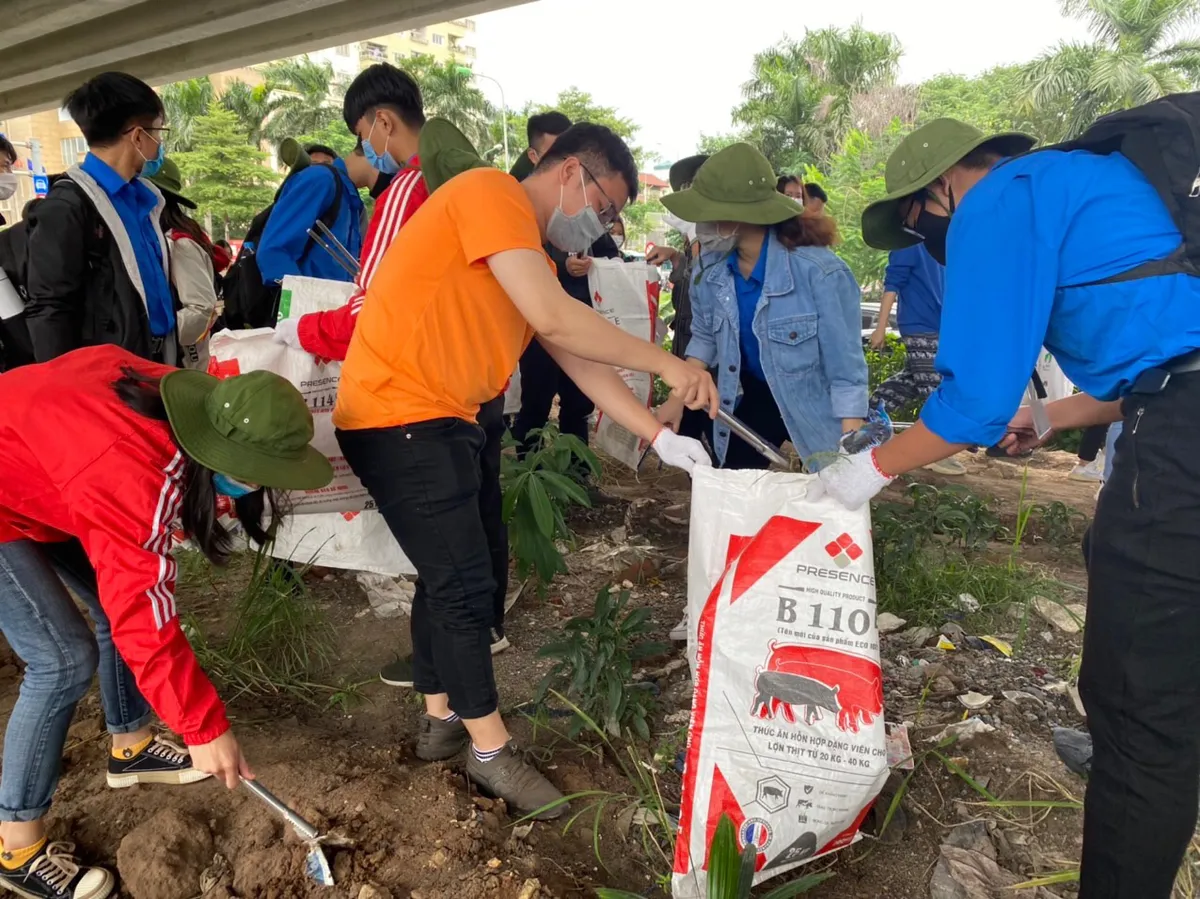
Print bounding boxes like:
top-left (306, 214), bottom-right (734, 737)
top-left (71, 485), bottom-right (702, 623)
top-left (0, 841), bottom-right (114, 899)
top-left (415, 715), bottom-right (469, 762)
top-left (490, 627), bottom-right (510, 655)
top-left (106, 736), bottom-right (210, 789)
top-left (379, 656), bottom-right (415, 688)
top-left (466, 744), bottom-right (567, 820)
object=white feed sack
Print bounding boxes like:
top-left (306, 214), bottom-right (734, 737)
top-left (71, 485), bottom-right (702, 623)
top-left (674, 467), bottom-right (888, 897)
top-left (206, 276), bottom-right (414, 575)
top-left (588, 258), bottom-right (661, 470)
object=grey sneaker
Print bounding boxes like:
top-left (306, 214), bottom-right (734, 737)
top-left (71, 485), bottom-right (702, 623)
top-left (415, 715), bottom-right (468, 762)
top-left (466, 744), bottom-right (567, 820)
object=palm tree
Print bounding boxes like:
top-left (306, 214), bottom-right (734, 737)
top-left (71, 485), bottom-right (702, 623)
top-left (1021, 0), bottom-right (1200, 140)
top-left (220, 79), bottom-right (273, 147)
top-left (160, 77), bottom-right (215, 153)
top-left (259, 56), bottom-right (343, 144)
top-left (734, 25), bottom-right (903, 169)
top-left (409, 58), bottom-right (496, 152)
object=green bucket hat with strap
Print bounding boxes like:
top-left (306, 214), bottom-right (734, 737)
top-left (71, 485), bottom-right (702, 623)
top-left (661, 143), bottom-right (802, 225)
top-left (161, 368), bottom-right (333, 490)
top-left (419, 117), bottom-right (491, 193)
top-left (861, 118), bottom-right (1036, 251)
top-left (146, 158), bottom-right (196, 209)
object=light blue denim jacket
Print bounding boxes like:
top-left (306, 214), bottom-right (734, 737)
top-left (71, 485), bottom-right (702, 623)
top-left (684, 231), bottom-right (868, 468)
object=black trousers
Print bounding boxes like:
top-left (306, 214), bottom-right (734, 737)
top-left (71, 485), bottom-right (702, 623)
top-left (1079, 371), bottom-right (1200, 898)
top-left (337, 407), bottom-right (505, 719)
top-left (477, 395), bottom-right (508, 636)
top-left (1079, 423), bottom-right (1108, 463)
top-left (511, 338), bottom-right (594, 454)
top-left (721, 373), bottom-right (790, 471)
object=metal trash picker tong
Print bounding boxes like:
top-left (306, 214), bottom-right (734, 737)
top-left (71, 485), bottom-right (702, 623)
top-left (306, 220), bottom-right (361, 279)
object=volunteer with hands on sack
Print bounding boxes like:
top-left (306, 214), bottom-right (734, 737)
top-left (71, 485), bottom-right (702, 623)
top-left (0, 345), bottom-right (332, 899)
top-left (654, 143), bottom-right (868, 470)
top-left (817, 115), bottom-right (1200, 899)
top-left (333, 123), bottom-right (713, 822)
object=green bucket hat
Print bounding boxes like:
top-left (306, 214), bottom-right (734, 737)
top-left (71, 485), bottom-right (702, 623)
top-left (661, 143), bottom-right (802, 226)
top-left (146, 158), bottom-right (196, 209)
top-left (419, 117), bottom-right (490, 193)
top-left (160, 368), bottom-right (333, 491)
top-left (861, 118), bottom-right (1035, 251)
top-left (668, 154), bottom-right (708, 192)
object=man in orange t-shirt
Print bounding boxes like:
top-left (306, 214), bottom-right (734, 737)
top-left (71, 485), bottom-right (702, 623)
top-left (334, 124), bottom-right (717, 818)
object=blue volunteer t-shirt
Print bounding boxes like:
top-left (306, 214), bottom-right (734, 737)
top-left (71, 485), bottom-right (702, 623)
top-left (729, 230), bottom-right (770, 381)
top-left (921, 149), bottom-right (1200, 447)
top-left (81, 153), bottom-right (175, 337)
top-left (884, 243), bottom-right (943, 335)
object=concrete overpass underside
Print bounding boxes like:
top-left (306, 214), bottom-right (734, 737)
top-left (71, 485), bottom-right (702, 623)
top-left (0, 0), bottom-right (525, 117)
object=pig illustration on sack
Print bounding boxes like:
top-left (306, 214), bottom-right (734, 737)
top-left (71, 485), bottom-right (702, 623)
top-left (752, 671), bottom-right (840, 725)
top-left (751, 642), bottom-right (883, 734)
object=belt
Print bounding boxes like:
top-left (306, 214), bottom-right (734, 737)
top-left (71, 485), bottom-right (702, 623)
top-left (1165, 347), bottom-right (1200, 375)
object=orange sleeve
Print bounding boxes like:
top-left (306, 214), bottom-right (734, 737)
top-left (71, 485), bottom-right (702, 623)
top-left (448, 170), bottom-right (545, 265)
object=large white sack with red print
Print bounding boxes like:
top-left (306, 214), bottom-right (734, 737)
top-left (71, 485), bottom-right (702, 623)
top-left (587, 258), bottom-right (660, 469)
top-left (673, 467), bottom-right (888, 898)
top-left (207, 275), bottom-right (415, 576)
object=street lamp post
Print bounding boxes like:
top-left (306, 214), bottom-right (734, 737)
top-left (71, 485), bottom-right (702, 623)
top-left (457, 65), bottom-right (508, 170)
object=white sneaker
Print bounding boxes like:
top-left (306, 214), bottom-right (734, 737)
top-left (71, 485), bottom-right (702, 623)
top-left (924, 457), bottom-right (967, 476)
top-left (1068, 455), bottom-right (1105, 483)
top-left (669, 615), bottom-right (688, 642)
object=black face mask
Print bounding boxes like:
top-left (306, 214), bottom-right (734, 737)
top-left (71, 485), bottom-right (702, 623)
top-left (914, 209), bottom-right (950, 265)
top-left (369, 170), bottom-right (396, 199)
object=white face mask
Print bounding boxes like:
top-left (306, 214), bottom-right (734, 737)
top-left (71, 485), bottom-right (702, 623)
top-left (0, 173), bottom-right (18, 201)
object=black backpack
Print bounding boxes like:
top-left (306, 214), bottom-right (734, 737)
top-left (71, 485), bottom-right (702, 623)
top-left (1044, 91), bottom-right (1200, 285)
top-left (222, 166), bottom-right (345, 329)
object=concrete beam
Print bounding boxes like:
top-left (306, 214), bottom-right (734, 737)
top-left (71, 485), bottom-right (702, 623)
top-left (0, 0), bottom-right (143, 48)
top-left (0, 0), bottom-right (346, 92)
top-left (0, 0), bottom-right (525, 119)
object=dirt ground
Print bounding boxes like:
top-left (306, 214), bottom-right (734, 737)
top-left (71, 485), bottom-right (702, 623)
top-left (0, 448), bottom-right (1117, 898)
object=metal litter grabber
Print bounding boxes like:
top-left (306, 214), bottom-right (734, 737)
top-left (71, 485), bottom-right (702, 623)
top-left (638, 408), bottom-right (790, 471)
top-left (240, 778), bottom-right (334, 886)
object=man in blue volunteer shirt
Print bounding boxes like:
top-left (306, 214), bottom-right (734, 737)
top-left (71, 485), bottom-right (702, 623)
top-left (869, 242), bottom-right (964, 475)
top-left (25, 72), bottom-right (177, 364)
top-left (255, 148), bottom-right (364, 285)
top-left (816, 117), bottom-right (1200, 899)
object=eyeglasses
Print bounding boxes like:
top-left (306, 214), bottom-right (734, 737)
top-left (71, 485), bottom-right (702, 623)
top-left (124, 125), bottom-right (171, 144)
top-left (580, 162), bottom-right (620, 226)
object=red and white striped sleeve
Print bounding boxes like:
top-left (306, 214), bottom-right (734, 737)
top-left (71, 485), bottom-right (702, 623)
top-left (67, 443), bottom-right (230, 745)
top-left (296, 168), bottom-right (430, 360)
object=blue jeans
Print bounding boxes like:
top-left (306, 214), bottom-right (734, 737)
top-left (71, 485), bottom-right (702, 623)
top-left (0, 540), bottom-right (151, 821)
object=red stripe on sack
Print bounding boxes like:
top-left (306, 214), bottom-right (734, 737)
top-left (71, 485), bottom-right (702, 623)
top-left (730, 516), bottom-right (821, 605)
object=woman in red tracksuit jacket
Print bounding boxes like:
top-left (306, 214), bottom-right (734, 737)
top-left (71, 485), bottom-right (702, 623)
top-left (0, 345), bottom-right (331, 899)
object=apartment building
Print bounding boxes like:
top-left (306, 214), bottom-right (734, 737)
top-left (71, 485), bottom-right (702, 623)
top-left (312, 17), bottom-right (478, 76)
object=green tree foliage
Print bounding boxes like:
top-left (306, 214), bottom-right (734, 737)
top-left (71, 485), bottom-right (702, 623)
top-left (805, 124), bottom-right (906, 290)
top-left (173, 103), bottom-right (280, 239)
top-left (496, 88), bottom-right (645, 168)
top-left (160, 77), bottom-right (215, 153)
top-left (297, 120), bottom-right (358, 159)
top-left (733, 25), bottom-right (903, 170)
top-left (219, 80), bottom-right (273, 146)
top-left (403, 56), bottom-right (496, 153)
top-left (1019, 0), bottom-right (1200, 140)
top-left (258, 56), bottom-right (343, 143)
top-left (697, 131), bottom-right (747, 156)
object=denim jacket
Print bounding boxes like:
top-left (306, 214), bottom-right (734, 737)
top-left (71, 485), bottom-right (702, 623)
top-left (684, 231), bottom-right (868, 468)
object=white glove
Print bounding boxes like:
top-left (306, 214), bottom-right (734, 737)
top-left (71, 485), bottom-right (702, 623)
top-left (809, 448), bottom-right (894, 510)
top-left (652, 428), bottom-right (712, 475)
top-left (273, 316), bottom-right (302, 350)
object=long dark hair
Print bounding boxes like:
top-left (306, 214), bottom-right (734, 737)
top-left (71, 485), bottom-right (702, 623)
top-left (112, 368), bottom-right (289, 565)
top-left (161, 198), bottom-right (218, 265)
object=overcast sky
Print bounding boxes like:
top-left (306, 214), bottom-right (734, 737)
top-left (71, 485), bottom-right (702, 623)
top-left (471, 0), bottom-right (1093, 166)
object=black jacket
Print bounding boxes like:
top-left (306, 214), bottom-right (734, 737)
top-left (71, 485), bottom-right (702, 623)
top-left (24, 165), bottom-right (172, 363)
top-left (547, 233), bottom-right (621, 306)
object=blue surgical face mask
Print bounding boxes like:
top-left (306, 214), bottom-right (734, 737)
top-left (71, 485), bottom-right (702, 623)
top-left (363, 116), bottom-right (401, 175)
top-left (137, 128), bottom-right (165, 178)
top-left (213, 472), bottom-right (257, 499)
